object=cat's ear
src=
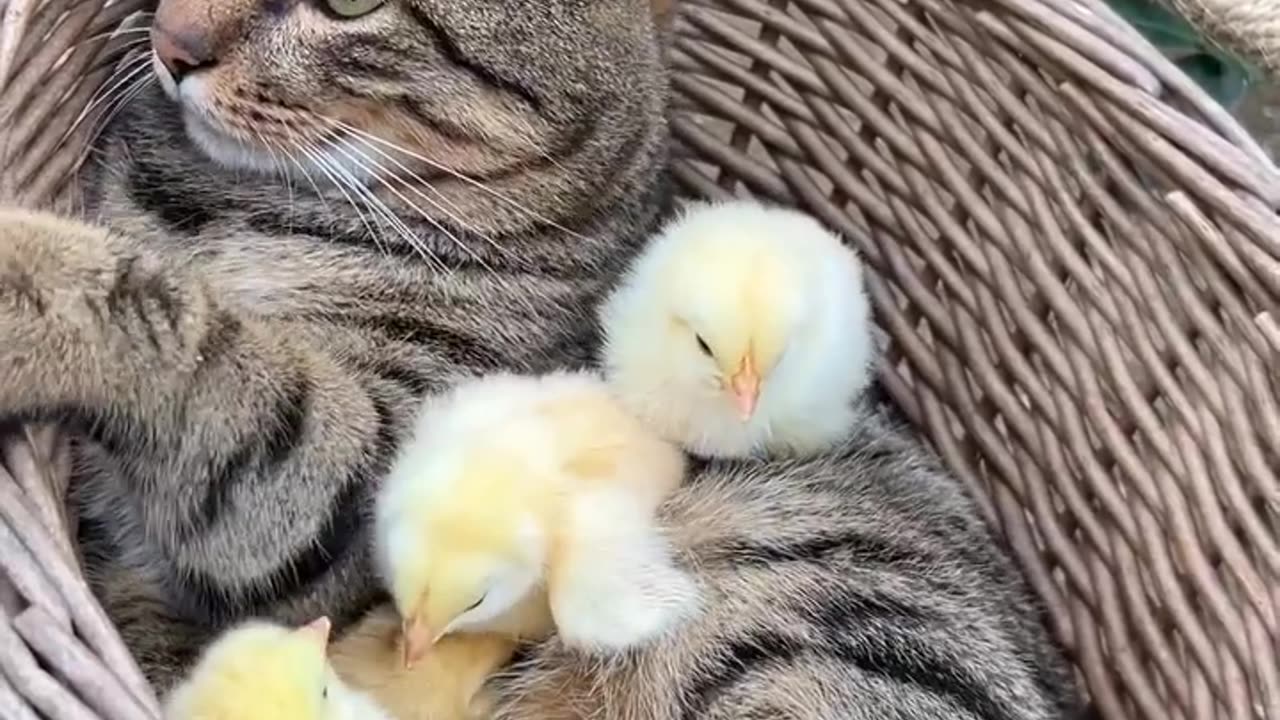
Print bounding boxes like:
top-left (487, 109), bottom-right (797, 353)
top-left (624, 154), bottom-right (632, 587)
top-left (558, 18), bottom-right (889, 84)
top-left (549, 489), bottom-right (700, 652)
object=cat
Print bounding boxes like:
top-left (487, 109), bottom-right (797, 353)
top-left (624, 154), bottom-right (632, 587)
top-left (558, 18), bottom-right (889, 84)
top-left (0, 0), bottom-right (671, 692)
top-left (0, 0), bottom-right (1081, 717)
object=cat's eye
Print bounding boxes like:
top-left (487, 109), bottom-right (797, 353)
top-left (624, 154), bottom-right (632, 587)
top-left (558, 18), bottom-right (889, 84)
top-left (465, 594), bottom-right (486, 612)
top-left (695, 335), bottom-right (714, 357)
top-left (324, 0), bottom-right (384, 19)
top-left (322, 687), bottom-right (328, 700)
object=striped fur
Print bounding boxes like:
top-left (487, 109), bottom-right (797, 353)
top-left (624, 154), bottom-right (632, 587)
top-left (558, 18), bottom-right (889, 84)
top-left (489, 398), bottom-right (1080, 720)
top-left (0, 0), bottom-right (669, 693)
top-left (0, 0), bottom-right (1081, 714)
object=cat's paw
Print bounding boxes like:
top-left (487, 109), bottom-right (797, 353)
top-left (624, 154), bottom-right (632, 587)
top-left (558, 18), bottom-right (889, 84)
top-left (0, 209), bottom-right (140, 414)
top-left (0, 208), bottom-right (117, 314)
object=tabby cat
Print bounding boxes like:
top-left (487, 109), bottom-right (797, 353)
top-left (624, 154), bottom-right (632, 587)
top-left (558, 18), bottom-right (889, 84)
top-left (0, 0), bottom-right (1080, 716)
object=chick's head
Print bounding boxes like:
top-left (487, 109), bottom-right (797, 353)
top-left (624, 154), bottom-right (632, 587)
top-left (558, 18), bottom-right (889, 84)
top-left (164, 618), bottom-right (354, 720)
top-left (378, 447), bottom-right (549, 668)
top-left (602, 201), bottom-right (838, 456)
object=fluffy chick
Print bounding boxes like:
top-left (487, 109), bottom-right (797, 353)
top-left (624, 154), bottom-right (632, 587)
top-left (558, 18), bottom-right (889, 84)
top-left (164, 618), bottom-right (391, 720)
top-left (376, 370), bottom-right (698, 664)
top-left (600, 199), bottom-right (874, 459)
top-left (328, 605), bottom-right (517, 720)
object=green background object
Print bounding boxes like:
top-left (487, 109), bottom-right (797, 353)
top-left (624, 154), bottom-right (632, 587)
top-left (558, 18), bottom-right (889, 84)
top-left (1107, 0), bottom-right (1256, 111)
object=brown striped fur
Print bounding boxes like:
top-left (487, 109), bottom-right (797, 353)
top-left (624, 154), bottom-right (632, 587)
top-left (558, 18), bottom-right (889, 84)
top-left (0, 0), bottom-right (1080, 715)
top-left (1, 0), bottom-right (670, 693)
top-left (488, 400), bottom-right (1080, 720)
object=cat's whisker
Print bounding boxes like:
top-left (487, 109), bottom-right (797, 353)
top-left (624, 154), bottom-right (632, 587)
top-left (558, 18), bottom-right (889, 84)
top-left (116, 10), bottom-right (155, 21)
top-left (280, 144), bottom-right (341, 227)
top-left (296, 142), bottom-right (392, 258)
top-left (320, 117), bottom-right (592, 243)
top-left (252, 131), bottom-right (298, 232)
top-left (328, 144), bottom-right (474, 256)
top-left (304, 143), bottom-right (451, 273)
top-left (73, 54), bottom-right (154, 138)
top-left (269, 138), bottom-right (303, 229)
top-left (70, 25), bottom-right (153, 53)
top-left (111, 38), bottom-right (155, 52)
top-left (304, 144), bottom-right (448, 272)
top-left (96, 74), bottom-right (155, 131)
top-left (74, 70), bottom-right (155, 145)
top-left (331, 140), bottom-right (502, 272)
top-left (80, 53), bottom-right (152, 122)
top-left (536, 149), bottom-right (573, 176)
top-left (102, 38), bottom-right (154, 57)
top-left (306, 148), bottom-right (408, 250)
top-left (340, 139), bottom-right (476, 230)
top-left (340, 137), bottom-right (519, 264)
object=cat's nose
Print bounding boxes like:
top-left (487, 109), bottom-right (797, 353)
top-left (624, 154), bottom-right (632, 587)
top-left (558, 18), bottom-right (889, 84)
top-left (151, 25), bottom-right (216, 83)
top-left (151, 0), bottom-right (250, 84)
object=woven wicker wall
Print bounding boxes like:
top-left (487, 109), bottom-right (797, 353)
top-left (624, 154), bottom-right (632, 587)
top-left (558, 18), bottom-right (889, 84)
top-left (2, 1), bottom-right (1279, 719)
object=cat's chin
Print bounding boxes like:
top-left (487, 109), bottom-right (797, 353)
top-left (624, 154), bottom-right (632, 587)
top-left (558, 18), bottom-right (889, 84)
top-left (183, 113), bottom-right (282, 176)
top-left (163, 70), bottom-right (346, 182)
top-left (178, 106), bottom-right (372, 188)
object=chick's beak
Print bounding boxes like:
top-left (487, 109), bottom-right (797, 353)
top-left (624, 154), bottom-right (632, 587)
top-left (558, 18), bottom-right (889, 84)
top-left (728, 354), bottom-right (761, 421)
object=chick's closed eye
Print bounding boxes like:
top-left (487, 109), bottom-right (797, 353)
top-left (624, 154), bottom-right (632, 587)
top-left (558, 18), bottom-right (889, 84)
top-left (599, 199), bottom-right (877, 459)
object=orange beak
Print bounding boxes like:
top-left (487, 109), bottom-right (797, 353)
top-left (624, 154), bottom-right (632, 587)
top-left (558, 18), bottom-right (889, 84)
top-left (401, 613), bottom-right (434, 669)
top-left (728, 354), bottom-right (761, 421)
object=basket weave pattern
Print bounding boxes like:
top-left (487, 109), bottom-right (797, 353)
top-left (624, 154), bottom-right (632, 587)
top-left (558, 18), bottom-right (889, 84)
top-left (2, 1), bottom-right (1280, 719)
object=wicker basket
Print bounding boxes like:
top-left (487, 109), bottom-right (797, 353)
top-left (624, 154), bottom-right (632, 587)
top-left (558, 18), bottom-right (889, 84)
top-left (2, 0), bottom-right (1279, 719)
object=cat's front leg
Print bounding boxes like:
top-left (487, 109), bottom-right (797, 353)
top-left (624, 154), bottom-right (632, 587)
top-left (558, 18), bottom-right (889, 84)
top-left (0, 207), bottom-right (416, 629)
top-left (0, 208), bottom-right (211, 422)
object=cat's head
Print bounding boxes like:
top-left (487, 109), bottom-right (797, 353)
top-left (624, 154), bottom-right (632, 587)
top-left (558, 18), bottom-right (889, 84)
top-left (143, 0), bottom-right (672, 233)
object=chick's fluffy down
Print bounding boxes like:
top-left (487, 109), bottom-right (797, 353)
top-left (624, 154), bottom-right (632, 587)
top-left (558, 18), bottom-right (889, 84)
top-left (601, 200), bottom-right (874, 459)
top-left (376, 370), bottom-right (685, 573)
top-left (375, 370), bottom-right (697, 653)
top-left (164, 620), bottom-right (391, 720)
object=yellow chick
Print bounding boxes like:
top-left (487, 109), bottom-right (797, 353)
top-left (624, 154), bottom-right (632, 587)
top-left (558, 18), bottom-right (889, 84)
top-left (376, 370), bottom-right (699, 665)
top-left (599, 199), bottom-right (874, 459)
top-left (164, 617), bottom-right (392, 720)
top-left (328, 604), bottom-right (517, 720)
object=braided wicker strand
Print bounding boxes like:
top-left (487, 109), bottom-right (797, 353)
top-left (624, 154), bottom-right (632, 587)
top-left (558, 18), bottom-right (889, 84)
top-left (669, 1), bottom-right (1280, 718)
top-left (0, 432), bottom-right (161, 720)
